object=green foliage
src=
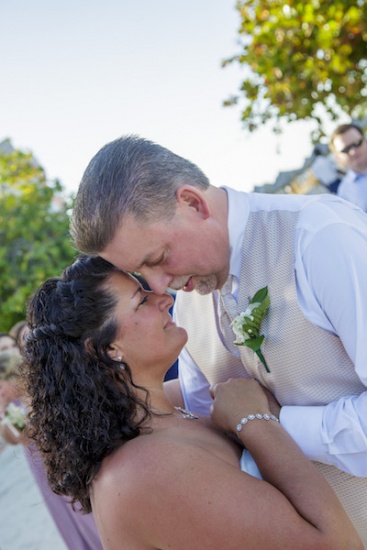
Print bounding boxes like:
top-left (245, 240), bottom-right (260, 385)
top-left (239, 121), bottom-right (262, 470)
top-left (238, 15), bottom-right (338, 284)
top-left (224, 0), bottom-right (367, 140)
top-left (0, 140), bottom-right (77, 331)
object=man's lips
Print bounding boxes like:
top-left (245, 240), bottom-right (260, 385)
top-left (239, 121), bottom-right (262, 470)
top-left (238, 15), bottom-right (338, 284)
top-left (182, 277), bottom-right (195, 292)
top-left (168, 276), bottom-right (193, 292)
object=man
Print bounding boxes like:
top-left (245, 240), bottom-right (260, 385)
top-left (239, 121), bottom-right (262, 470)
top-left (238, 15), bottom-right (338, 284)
top-left (71, 135), bottom-right (367, 542)
top-left (330, 122), bottom-right (367, 211)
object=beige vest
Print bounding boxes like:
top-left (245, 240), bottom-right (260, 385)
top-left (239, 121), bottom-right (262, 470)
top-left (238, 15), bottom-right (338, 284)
top-left (175, 209), bottom-right (367, 544)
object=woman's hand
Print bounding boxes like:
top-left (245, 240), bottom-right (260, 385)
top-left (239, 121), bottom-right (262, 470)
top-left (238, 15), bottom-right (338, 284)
top-left (261, 385), bottom-right (281, 418)
top-left (209, 378), bottom-right (271, 433)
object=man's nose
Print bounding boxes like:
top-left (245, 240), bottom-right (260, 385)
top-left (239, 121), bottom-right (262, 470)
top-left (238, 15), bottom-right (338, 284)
top-left (141, 269), bottom-right (171, 294)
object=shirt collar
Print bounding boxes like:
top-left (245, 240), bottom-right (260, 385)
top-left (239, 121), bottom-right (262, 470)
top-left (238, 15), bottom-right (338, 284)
top-left (346, 169), bottom-right (367, 183)
top-left (221, 186), bottom-right (250, 281)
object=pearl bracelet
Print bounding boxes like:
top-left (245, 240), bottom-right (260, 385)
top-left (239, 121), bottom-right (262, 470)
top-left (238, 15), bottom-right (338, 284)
top-left (236, 413), bottom-right (279, 434)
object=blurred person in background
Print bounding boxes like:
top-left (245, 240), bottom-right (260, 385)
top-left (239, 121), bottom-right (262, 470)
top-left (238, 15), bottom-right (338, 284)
top-left (0, 349), bottom-right (24, 446)
top-left (330, 122), bottom-right (367, 212)
top-left (0, 333), bottom-right (18, 353)
top-left (9, 321), bottom-right (29, 352)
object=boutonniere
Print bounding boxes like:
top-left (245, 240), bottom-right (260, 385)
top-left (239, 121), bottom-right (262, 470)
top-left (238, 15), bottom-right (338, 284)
top-left (231, 286), bottom-right (270, 373)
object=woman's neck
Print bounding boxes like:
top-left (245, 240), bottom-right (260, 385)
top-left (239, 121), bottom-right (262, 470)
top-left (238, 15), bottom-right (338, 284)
top-left (148, 387), bottom-right (178, 415)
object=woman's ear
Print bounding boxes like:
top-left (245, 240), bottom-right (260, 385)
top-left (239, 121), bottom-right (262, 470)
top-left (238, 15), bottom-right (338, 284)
top-left (107, 345), bottom-right (123, 362)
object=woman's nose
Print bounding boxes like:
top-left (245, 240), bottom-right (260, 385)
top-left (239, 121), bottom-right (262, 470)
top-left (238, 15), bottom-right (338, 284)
top-left (157, 291), bottom-right (174, 311)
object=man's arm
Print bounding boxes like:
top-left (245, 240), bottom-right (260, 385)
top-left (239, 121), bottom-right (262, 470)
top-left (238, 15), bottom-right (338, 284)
top-left (289, 210), bottom-right (367, 475)
top-left (280, 395), bottom-right (367, 476)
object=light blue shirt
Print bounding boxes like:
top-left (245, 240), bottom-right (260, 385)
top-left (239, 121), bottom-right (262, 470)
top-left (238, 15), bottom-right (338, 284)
top-left (337, 169), bottom-right (367, 212)
top-left (176, 187), bottom-right (367, 477)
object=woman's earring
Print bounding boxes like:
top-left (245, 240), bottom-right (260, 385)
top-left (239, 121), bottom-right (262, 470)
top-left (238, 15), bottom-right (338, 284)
top-left (117, 357), bottom-right (125, 370)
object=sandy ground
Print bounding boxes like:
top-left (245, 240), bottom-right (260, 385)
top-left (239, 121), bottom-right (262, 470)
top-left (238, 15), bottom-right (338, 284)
top-left (0, 442), bottom-right (66, 550)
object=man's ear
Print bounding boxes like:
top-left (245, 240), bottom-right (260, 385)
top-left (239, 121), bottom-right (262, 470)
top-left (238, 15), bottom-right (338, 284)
top-left (176, 185), bottom-right (210, 219)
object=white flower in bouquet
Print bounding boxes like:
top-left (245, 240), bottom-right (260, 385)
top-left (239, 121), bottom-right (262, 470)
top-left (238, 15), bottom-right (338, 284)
top-left (1, 402), bottom-right (27, 433)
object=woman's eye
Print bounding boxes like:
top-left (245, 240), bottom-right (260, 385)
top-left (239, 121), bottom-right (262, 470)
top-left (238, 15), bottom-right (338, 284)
top-left (139, 296), bottom-right (148, 307)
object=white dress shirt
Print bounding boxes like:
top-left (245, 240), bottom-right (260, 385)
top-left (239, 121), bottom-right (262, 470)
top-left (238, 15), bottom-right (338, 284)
top-left (337, 169), bottom-right (367, 212)
top-left (176, 187), bottom-right (367, 476)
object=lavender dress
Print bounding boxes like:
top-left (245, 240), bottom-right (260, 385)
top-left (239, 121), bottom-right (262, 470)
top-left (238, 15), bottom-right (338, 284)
top-left (25, 445), bottom-right (102, 550)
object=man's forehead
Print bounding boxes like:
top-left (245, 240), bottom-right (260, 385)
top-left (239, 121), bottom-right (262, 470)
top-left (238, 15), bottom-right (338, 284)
top-left (118, 213), bottom-right (168, 236)
top-left (103, 221), bottom-right (165, 270)
top-left (336, 129), bottom-right (362, 144)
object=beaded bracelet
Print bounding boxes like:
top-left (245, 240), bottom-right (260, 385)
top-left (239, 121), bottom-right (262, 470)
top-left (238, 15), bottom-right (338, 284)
top-left (236, 413), bottom-right (279, 434)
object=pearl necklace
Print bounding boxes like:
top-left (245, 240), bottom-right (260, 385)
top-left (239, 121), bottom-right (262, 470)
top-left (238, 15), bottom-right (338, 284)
top-left (174, 406), bottom-right (199, 420)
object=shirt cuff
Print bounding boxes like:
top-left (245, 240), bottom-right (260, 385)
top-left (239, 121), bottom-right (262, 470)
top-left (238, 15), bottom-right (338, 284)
top-left (280, 405), bottom-right (327, 462)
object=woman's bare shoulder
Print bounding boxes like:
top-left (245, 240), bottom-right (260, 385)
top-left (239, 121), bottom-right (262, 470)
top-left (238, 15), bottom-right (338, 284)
top-left (94, 432), bottom-right (200, 496)
top-left (91, 434), bottom-right (209, 548)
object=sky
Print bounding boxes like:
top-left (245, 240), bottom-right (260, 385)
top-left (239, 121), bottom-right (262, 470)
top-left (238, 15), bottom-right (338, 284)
top-left (1, 0), bottom-right (336, 196)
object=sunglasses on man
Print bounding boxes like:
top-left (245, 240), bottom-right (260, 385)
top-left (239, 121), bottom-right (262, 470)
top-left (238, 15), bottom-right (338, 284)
top-left (339, 138), bottom-right (364, 155)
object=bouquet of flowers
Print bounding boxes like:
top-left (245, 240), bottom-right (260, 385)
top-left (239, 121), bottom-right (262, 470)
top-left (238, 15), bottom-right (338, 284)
top-left (1, 402), bottom-right (27, 436)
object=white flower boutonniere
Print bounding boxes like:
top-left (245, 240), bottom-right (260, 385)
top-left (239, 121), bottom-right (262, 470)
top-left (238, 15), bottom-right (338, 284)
top-left (231, 286), bottom-right (271, 373)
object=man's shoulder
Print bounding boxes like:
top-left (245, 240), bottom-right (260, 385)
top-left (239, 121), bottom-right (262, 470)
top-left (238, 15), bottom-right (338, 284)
top-left (246, 193), bottom-right (362, 235)
top-left (297, 193), bottom-right (366, 238)
top-left (248, 192), bottom-right (313, 214)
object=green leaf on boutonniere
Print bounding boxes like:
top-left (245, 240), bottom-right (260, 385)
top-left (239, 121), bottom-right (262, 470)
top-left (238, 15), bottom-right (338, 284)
top-left (251, 287), bottom-right (269, 303)
top-left (231, 286), bottom-right (270, 373)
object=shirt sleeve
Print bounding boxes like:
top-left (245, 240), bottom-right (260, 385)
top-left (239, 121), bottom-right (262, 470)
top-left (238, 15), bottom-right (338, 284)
top-left (286, 210), bottom-right (367, 475)
top-left (281, 396), bottom-right (367, 476)
top-left (171, 303), bottom-right (213, 417)
top-left (177, 346), bottom-right (213, 417)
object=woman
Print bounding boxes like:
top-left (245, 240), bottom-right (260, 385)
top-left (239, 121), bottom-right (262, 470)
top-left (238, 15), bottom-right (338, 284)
top-left (22, 255), bottom-right (361, 550)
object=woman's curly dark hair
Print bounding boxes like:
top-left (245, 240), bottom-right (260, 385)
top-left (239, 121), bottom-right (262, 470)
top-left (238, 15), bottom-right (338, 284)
top-left (22, 255), bottom-right (151, 513)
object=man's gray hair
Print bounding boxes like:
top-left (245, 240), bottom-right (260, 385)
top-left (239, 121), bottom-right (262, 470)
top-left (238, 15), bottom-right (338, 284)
top-left (70, 135), bottom-right (210, 254)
